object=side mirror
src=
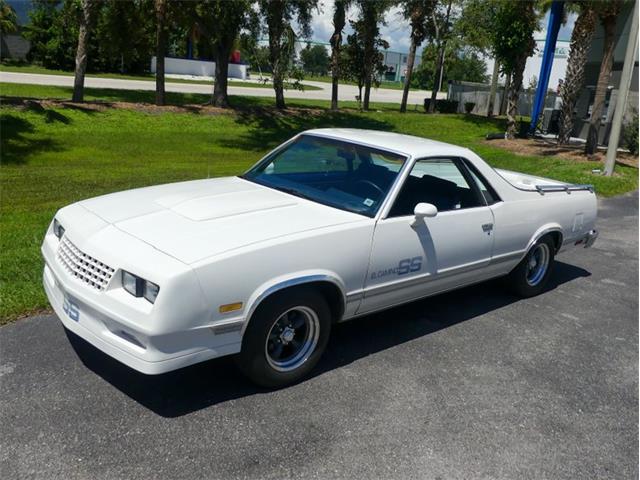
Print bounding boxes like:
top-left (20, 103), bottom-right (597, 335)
top-left (411, 202), bottom-right (438, 227)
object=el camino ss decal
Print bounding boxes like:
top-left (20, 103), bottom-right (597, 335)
top-left (370, 256), bottom-right (423, 279)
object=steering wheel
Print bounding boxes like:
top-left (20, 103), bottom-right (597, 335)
top-left (354, 179), bottom-right (385, 199)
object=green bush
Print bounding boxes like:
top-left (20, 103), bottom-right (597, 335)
top-left (622, 110), bottom-right (639, 156)
top-left (436, 100), bottom-right (459, 113)
top-left (424, 99), bottom-right (459, 113)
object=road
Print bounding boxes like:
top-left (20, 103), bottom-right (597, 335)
top-left (0, 71), bottom-right (441, 106)
top-left (0, 192), bottom-right (637, 480)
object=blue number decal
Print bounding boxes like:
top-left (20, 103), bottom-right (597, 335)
top-left (62, 296), bottom-right (80, 321)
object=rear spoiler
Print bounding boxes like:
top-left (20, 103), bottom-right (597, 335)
top-left (535, 184), bottom-right (595, 195)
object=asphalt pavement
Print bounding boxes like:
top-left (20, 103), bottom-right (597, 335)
top-left (1, 192), bottom-right (637, 480)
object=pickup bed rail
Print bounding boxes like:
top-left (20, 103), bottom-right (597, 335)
top-left (534, 184), bottom-right (595, 195)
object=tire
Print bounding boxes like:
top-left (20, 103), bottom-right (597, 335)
top-left (506, 236), bottom-right (556, 298)
top-left (236, 287), bottom-right (332, 388)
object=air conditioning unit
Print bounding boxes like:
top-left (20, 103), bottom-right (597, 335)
top-left (541, 108), bottom-right (561, 134)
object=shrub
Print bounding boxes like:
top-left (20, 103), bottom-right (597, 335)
top-left (464, 102), bottom-right (475, 114)
top-left (423, 99), bottom-right (459, 114)
top-left (436, 99), bottom-right (459, 113)
top-left (622, 110), bottom-right (639, 156)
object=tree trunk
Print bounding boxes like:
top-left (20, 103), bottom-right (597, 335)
top-left (273, 68), bottom-right (285, 109)
top-left (330, 1), bottom-right (346, 111)
top-left (558, 6), bottom-right (596, 144)
top-left (267, 7), bottom-right (286, 110)
top-left (585, 15), bottom-right (617, 154)
top-left (212, 41), bottom-right (231, 107)
top-left (331, 57), bottom-right (340, 110)
top-left (363, 76), bottom-right (372, 110)
top-left (499, 72), bottom-right (511, 115)
top-left (361, 3), bottom-right (377, 112)
top-left (273, 67), bottom-right (285, 109)
top-left (427, 0), bottom-right (452, 113)
top-left (155, 0), bottom-right (167, 106)
top-left (487, 60), bottom-right (499, 117)
top-left (400, 35), bottom-right (418, 113)
top-left (72, 0), bottom-right (95, 103)
top-left (505, 58), bottom-right (526, 139)
top-left (428, 41), bottom-right (446, 112)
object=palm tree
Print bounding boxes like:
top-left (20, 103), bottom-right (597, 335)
top-left (259, 0), bottom-right (317, 109)
top-left (427, 0), bottom-right (454, 113)
top-left (585, 0), bottom-right (624, 155)
top-left (0, 0), bottom-right (18, 35)
top-left (354, 0), bottom-right (391, 111)
top-left (155, 0), bottom-right (167, 106)
top-left (491, 0), bottom-right (537, 138)
top-left (400, 0), bottom-right (435, 113)
top-left (72, 0), bottom-right (98, 103)
top-left (330, 0), bottom-right (350, 111)
top-left (558, 1), bottom-right (597, 145)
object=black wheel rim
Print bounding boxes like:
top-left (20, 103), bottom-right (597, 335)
top-left (264, 306), bottom-right (320, 372)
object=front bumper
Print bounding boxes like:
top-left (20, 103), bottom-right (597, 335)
top-left (44, 263), bottom-right (240, 374)
top-left (41, 211), bottom-right (245, 374)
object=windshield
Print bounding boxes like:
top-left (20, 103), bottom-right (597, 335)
top-left (242, 134), bottom-right (408, 217)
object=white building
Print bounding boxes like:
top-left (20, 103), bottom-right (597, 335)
top-left (259, 39), bottom-right (416, 83)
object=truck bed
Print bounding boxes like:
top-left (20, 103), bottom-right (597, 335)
top-left (495, 169), bottom-right (594, 194)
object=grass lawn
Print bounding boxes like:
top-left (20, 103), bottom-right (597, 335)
top-left (0, 82), bottom-right (402, 110)
top-left (0, 62), bottom-right (322, 91)
top-left (1, 83), bottom-right (637, 323)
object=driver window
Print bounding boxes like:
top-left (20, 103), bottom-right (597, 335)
top-left (388, 158), bottom-right (484, 217)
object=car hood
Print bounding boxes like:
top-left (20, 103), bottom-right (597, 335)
top-left (77, 177), bottom-right (363, 264)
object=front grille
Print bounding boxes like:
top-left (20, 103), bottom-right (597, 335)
top-left (57, 237), bottom-right (115, 291)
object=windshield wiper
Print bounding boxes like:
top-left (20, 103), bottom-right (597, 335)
top-left (275, 186), bottom-right (316, 202)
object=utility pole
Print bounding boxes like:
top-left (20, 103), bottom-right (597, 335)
top-left (604, 0), bottom-right (639, 177)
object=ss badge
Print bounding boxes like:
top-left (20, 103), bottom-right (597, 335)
top-left (397, 256), bottom-right (423, 275)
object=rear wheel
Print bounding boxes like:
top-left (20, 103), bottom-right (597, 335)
top-left (506, 236), bottom-right (556, 297)
top-left (236, 288), bottom-right (331, 388)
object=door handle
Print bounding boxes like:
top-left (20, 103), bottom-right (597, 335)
top-left (482, 223), bottom-right (493, 233)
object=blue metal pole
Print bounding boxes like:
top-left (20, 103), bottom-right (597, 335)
top-left (529, 0), bottom-right (564, 135)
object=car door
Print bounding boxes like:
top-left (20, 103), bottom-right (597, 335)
top-left (358, 157), bottom-right (495, 313)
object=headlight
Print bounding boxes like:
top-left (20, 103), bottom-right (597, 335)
top-left (53, 219), bottom-right (65, 239)
top-left (122, 271), bottom-right (160, 304)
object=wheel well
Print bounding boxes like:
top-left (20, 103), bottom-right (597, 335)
top-left (544, 231), bottom-right (563, 253)
top-left (311, 281), bottom-right (345, 322)
top-left (251, 281), bottom-right (345, 324)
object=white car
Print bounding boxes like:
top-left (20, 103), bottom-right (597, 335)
top-left (42, 129), bottom-right (598, 387)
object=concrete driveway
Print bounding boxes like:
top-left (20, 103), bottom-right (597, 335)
top-left (0, 71), bottom-right (440, 106)
top-left (1, 192), bottom-right (637, 480)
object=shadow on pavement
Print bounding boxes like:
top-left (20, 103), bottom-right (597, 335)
top-left (66, 261), bottom-right (590, 418)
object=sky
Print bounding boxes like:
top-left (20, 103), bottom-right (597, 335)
top-left (306, 1), bottom-right (577, 54)
top-left (307, 1), bottom-right (413, 53)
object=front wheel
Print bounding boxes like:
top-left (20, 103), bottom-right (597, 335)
top-left (236, 288), bottom-right (331, 388)
top-left (506, 236), bottom-right (556, 297)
